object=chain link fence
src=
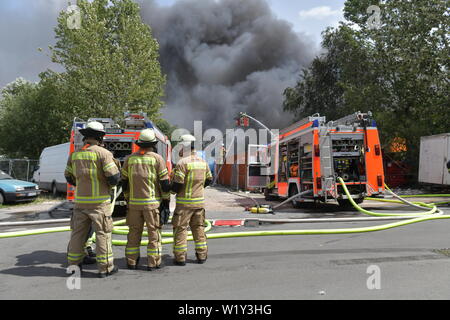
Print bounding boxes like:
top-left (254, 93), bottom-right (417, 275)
top-left (0, 159), bottom-right (39, 182)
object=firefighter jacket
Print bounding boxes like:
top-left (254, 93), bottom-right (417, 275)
top-left (65, 141), bottom-right (120, 209)
top-left (172, 152), bottom-right (213, 208)
top-left (121, 150), bottom-right (170, 210)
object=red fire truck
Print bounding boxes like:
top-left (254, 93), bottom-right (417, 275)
top-left (66, 112), bottom-right (172, 215)
top-left (264, 112), bottom-right (385, 207)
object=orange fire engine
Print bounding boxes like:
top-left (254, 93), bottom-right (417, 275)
top-left (66, 112), bottom-right (172, 215)
top-left (264, 112), bottom-right (385, 207)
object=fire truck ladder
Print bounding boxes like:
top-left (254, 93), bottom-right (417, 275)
top-left (329, 111), bottom-right (373, 127)
top-left (319, 126), bottom-right (336, 201)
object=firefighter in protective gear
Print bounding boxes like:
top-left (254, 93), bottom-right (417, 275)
top-left (65, 121), bottom-right (120, 278)
top-left (121, 129), bottom-right (171, 271)
top-left (171, 134), bottom-right (213, 266)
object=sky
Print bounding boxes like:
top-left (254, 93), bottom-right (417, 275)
top-left (0, 0), bottom-right (346, 89)
top-left (155, 0), bottom-right (346, 44)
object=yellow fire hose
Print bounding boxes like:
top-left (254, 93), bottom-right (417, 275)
top-left (0, 179), bottom-right (449, 247)
top-left (97, 177), bottom-right (450, 246)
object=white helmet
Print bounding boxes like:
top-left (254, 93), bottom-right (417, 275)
top-left (137, 129), bottom-right (157, 144)
top-left (79, 121), bottom-right (105, 137)
top-left (180, 134), bottom-right (196, 147)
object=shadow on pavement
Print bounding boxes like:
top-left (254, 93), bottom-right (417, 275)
top-left (14, 250), bottom-right (67, 267)
top-left (1, 251), bottom-right (200, 278)
top-left (0, 250), bottom-right (68, 278)
top-left (0, 265), bottom-right (67, 278)
top-left (1, 250), bottom-right (112, 278)
top-left (0, 265), bottom-right (104, 279)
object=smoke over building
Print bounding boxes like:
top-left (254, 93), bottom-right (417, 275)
top-left (139, 0), bottom-right (315, 130)
top-left (0, 0), bottom-right (316, 131)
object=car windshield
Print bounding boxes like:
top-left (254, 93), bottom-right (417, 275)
top-left (0, 171), bottom-right (13, 180)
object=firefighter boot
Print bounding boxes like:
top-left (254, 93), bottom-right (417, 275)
top-left (86, 246), bottom-right (96, 258)
top-left (83, 246), bottom-right (96, 264)
top-left (127, 257), bottom-right (140, 270)
top-left (196, 252), bottom-right (207, 264)
top-left (82, 255), bottom-right (96, 265)
top-left (174, 260), bottom-right (186, 266)
top-left (147, 264), bottom-right (161, 271)
top-left (98, 266), bottom-right (119, 278)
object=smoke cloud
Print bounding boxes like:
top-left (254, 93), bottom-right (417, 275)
top-left (1, 0), bottom-right (316, 130)
top-left (139, 0), bottom-right (315, 130)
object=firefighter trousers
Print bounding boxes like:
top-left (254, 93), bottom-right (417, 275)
top-left (67, 206), bottom-right (114, 273)
top-left (70, 212), bottom-right (95, 250)
top-left (126, 208), bottom-right (162, 268)
top-left (172, 207), bottom-right (207, 262)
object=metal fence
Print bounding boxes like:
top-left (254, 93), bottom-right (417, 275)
top-left (0, 159), bottom-right (39, 182)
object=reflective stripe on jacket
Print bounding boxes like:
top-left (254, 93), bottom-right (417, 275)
top-left (65, 142), bottom-right (119, 209)
top-left (172, 153), bottom-right (213, 208)
top-left (121, 150), bottom-right (169, 210)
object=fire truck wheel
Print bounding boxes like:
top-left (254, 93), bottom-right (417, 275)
top-left (337, 199), bottom-right (363, 209)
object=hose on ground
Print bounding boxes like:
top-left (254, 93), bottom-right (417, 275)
top-left (0, 179), bottom-right (449, 245)
top-left (335, 178), bottom-right (439, 217)
top-left (95, 178), bottom-right (448, 246)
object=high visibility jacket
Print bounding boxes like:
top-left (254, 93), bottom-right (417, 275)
top-left (121, 150), bottom-right (170, 210)
top-left (65, 142), bottom-right (120, 209)
top-left (172, 153), bottom-right (213, 208)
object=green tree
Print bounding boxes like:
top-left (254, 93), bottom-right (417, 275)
top-left (344, 0), bottom-right (449, 166)
top-left (0, 0), bottom-right (171, 159)
top-left (283, 25), bottom-right (380, 121)
top-left (0, 78), bottom-right (70, 158)
top-left (284, 0), bottom-right (449, 170)
top-left (50, 0), bottom-right (166, 121)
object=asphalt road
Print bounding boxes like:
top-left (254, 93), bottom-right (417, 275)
top-left (1, 205), bottom-right (450, 300)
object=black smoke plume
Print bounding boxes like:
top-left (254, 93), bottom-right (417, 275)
top-left (139, 0), bottom-right (315, 130)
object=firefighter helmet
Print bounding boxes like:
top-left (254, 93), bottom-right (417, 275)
top-left (136, 129), bottom-right (157, 148)
top-left (138, 129), bottom-right (157, 143)
top-left (79, 121), bottom-right (106, 138)
top-left (180, 134), bottom-right (196, 148)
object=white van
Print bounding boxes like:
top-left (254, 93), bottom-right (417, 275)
top-left (33, 143), bottom-right (70, 196)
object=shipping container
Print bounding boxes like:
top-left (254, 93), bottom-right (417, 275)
top-left (418, 133), bottom-right (450, 186)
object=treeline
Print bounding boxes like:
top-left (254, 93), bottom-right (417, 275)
top-left (283, 0), bottom-right (449, 171)
top-left (0, 0), bottom-right (174, 159)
